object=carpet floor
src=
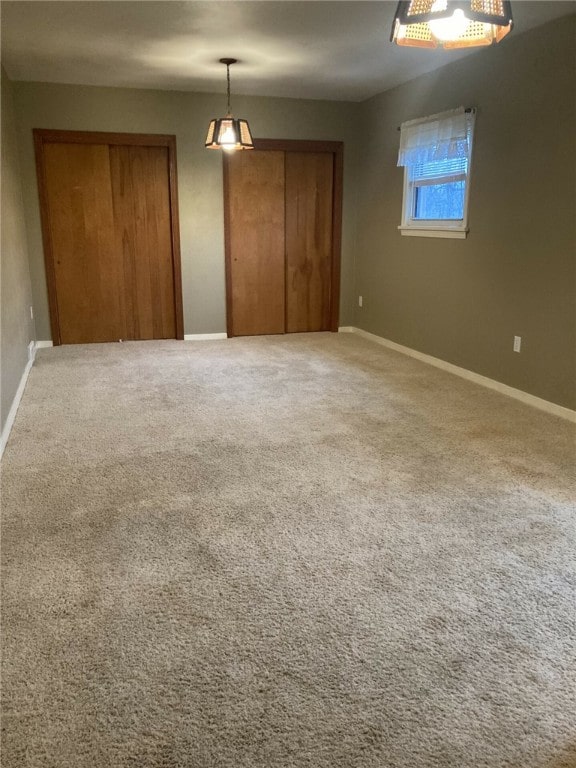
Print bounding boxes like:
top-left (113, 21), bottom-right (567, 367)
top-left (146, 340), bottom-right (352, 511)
top-left (1, 333), bottom-right (575, 768)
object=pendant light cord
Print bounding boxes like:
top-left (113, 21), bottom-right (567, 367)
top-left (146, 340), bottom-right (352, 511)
top-left (226, 63), bottom-right (231, 115)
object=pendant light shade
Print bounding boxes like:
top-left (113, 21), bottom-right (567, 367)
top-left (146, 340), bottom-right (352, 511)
top-left (205, 58), bottom-right (254, 151)
top-left (205, 117), bottom-right (254, 151)
top-left (390, 0), bottom-right (513, 49)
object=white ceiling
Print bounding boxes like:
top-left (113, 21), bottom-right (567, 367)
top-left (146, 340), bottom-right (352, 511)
top-left (1, 1), bottom-right (574, 102)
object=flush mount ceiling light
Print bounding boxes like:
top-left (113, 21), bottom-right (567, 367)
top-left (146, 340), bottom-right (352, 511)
top-left (205, 58), bottom-right (254, 151)
top-left (390, 0), bottom-right (513, 49)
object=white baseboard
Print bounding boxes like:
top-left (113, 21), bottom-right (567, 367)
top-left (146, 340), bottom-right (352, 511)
top-left (0, 353), bottom-right (35, 460)
top-left (37, 337), bottom-right (233, 345)
top-left (340, 326), bottom-right (576, 423)
top-left (184, 333), bottom-right (228, 341)
top-left (38, 338), bottom-right (234, 344)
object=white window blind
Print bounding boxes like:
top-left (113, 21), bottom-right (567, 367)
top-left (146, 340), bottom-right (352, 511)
top-left (409, 156), bottom-right (468, 186)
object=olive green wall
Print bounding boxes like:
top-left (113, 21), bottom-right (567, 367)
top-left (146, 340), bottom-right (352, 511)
top-left (1, 66), bottom-right (35, 434)
top-left (12, 83), bottom-right (359, 340)
top-left (7, 15), bottom-right (576, 411)
top-left (354, 17), bottom-right (576, 410)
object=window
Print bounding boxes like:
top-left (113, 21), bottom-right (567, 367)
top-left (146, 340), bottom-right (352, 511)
top-left (398, 107), bottom-right (476, 239)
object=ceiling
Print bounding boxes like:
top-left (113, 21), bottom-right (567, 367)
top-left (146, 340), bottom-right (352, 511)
top-left (1, 1), bottom-right (574, 102)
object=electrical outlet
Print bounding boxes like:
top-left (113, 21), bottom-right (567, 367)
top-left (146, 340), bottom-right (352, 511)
top-left (358, 295), bottom-right (363, 308)
top-left (513, 336), bottom-right (521, 353)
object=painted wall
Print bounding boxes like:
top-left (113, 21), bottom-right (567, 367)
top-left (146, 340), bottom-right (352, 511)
top-left (12, 83), bottom-right (359, 340)
top-left (1, 66), bottom-right (35, 433)
top-left (8, 16), bottom-right (575, 411)
top-left (354, 17), bottom-right (576, 410)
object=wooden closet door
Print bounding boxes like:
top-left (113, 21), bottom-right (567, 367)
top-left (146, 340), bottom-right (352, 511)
top-left (225, 141), bottom-right (341, 338)
top-left (43, 143), bottom-right (125, 344)
top-left (285, 152), bottom-right (334, 333)
top-left (109, 145), bottom-right (176, 340)
top-left (226, 150), bottom-right (285, 336)
top-left (35, 130), bottom-right (182, 345)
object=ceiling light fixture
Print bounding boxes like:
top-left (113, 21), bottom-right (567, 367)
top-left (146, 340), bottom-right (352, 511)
top-left (205, 58), bottom-right (254, 152)
top-left (390, 0), bottom-right (513, 49)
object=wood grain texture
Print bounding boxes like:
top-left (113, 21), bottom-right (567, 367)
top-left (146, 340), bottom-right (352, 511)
top-left (226, 150), bottom-right (286, 337)
top-left (110, 145), bottom-right (176, 340)
top-left (223, 155), bottom-right (234, 338)
top-left (166, 137), bottom-right (184, 340)
top-left (253, 139), bottom-right (343, 155)
top-left (34, 129), bottom-right (183, 344)
top-left (224, 139), bottom-right (343, 337)
top-left (34, 131), bottom-right (62, 344)
top-left (43, 142), bottom-right (125, 344)
top-left (285, 152), bottom-right (334, 333)
top-left (33, 129), bottom-right (177, 147)
top-left (329, 145), bottom-right (344, 332)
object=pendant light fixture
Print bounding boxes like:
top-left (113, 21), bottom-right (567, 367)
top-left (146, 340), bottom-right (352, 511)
top-left (205, 58), bottom-right (254, 151)
top-left (390, 1), bottom-right (513, 49)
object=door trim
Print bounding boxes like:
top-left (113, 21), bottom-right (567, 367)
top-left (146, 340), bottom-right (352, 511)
top-left (223, 138), bottom-right (344, 337)
top-left (33, 129), bottom-right (184, 344)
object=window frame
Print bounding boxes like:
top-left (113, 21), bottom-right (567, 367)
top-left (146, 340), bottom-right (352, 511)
top-left (398, 111), bottom-right (475, 240)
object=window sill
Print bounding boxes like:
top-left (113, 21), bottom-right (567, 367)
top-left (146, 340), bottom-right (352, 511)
top-left (398, 226), bottom-right (468, 239)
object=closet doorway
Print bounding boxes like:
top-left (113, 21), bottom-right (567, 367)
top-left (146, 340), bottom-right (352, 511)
top-left (34, 129), bottom-right (183, 345)
top-left (223, 139), bottom-right (343, 337)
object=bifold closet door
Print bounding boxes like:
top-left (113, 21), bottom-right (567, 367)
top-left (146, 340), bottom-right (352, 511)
top-left (225, 143), bottom-right (340, 338)
top-left (285, 152), bottom-right (333, 333)
top-left (109, 145), bottom-right (176, 341)
top-left (37, 132), bottom-right (181, 345)
top-left (42, 143), bottom-right (123, 344)
top-left (227, 150), bottom-right (286, 336)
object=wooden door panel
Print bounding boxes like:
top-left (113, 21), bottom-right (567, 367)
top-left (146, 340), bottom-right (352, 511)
top-left (43, 143), bottom-right (124, 344)
top-left (35, 130), bottom-right (183, 345)
top-left (109, 145), bottom-right (176, 340)
top-left (285, 152), bottom-right (333, 333)
top-left (227, 151), bottom-right (285, 336)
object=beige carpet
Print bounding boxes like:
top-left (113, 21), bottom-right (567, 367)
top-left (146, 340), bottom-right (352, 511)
top-left (2, 333), bottom-right (575, 768)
